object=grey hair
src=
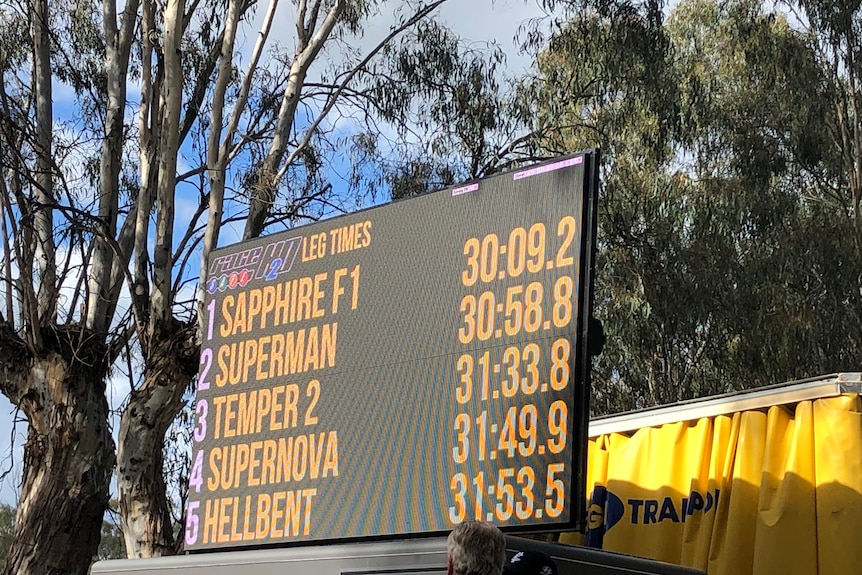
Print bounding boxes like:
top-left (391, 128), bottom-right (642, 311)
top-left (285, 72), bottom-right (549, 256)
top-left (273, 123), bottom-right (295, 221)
top-left (447, 520), bottom-right (506, 575)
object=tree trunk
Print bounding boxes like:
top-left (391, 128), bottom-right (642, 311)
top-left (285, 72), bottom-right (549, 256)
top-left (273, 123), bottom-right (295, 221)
top-left (243, 0), bottom-right (345, 240)
top-left (118, 320), bottom-right (199, 557)
top-left (0, 326), bottom-right (114, 575)
top-left (32, 0), bottom-right (56, 325)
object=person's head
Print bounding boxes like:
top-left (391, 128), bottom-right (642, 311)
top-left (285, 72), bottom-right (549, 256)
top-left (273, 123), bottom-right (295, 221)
top-left (446, 520), bottom-right (507, 575)
top-left (503, 550), bottom-right (558, 575)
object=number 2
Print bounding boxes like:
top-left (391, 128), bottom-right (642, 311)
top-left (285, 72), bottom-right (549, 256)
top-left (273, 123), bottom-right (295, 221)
top-left (304, 379), bottom-right (320, 425)
top-left (198, 349), bottom-right (212, 391)
top-left (556, 216), bottom-right (576, 267)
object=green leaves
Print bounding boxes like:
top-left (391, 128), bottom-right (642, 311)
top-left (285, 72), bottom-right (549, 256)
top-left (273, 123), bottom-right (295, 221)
top-left (530, 0), bottom-right (862, 414)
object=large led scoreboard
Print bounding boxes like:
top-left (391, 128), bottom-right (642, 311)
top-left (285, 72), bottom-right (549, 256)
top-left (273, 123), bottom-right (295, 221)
top-left (184, 152), bottom-right (600, 550)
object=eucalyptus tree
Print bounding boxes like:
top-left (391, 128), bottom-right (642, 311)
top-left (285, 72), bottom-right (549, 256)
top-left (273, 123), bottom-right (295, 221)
top-left (357, 20), bottom-right (536, 199)
top-left (0, 2), bottom-right (118, 572)
top-left (120, 0), bottom-right (456, 559)
top-left (515, 0), bottom-right (692, 412)
top-left (526, 0), bottom-right (861, 414)
top-left (779, 0), bottom-right (862, 362)
top-left (667, 0), bottom-right (862, 388)
top-left (783, 0), bottom-right (862, 219)
top-left (0, 0), bottom-right (462, 570)
top-left (369, 0), bottom-right (692, 411)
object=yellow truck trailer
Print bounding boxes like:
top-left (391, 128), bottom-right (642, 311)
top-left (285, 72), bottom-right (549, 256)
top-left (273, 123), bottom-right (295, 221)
top-left (561, 372), bottom-right (862, 575)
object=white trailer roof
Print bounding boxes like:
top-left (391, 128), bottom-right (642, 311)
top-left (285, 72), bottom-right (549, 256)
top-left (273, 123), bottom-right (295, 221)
top-left (589, 372), bottom-right (862, 436)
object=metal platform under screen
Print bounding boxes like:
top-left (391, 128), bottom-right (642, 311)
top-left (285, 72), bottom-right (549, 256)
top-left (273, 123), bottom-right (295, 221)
top-left (91, 536), bottom-right (705, 575)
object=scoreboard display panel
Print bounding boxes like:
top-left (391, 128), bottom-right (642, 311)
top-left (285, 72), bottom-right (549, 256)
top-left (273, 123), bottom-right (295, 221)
top-left (184, 152), bottom-right (600, 550)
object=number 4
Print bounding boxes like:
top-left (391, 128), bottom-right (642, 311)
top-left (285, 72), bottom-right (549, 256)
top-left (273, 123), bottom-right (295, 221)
top-left (189, 449), bottom-right (205, 493)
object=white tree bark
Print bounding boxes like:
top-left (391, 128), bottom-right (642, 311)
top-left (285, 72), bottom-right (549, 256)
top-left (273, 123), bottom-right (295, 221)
top-left (198, 0), bottom-right (252, 299)
top-left (32, 0), bottom-right (55, 327)
top-left (133, 0), bottom-right (158, 324)
top-left (151, 0), bottom-right (186, 328)
top-left (243, 0), bottom-right (345, 239)
top-left (86, 0), bottom-right (140, 334)
top-left (242, 0), bottom-right (452, 239)
top-left (118, 321), bottom-right (199, 557)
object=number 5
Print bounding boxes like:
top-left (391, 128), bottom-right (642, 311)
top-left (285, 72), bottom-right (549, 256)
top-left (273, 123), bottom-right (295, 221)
top-left (185, 501), bottom-right (201, 545)
top-left (545, 463), bottom-right (565, 518)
